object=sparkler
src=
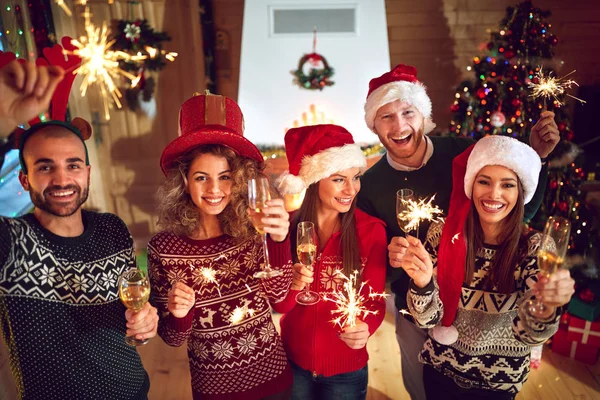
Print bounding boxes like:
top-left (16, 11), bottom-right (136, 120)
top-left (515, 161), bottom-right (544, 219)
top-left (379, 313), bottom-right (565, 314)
top-left (198, 266), bottom-right (222, 297)
top-left (322, 270), bottom-right (387, 329)
top-left (228, 303), bottom-right (256, 326)
top-left (67, 10), bottom-right (146, 120)
top-left (397, 195), bottom-right (444, 238)
top-left (528, 67), bottom-right (586, 110)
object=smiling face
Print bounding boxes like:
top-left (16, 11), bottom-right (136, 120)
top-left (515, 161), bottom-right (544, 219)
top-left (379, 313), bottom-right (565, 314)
top-left (185, 153), bottom-right (233, 216)
top-left (373, 99), bottom-right (426, 166)
top-left (19, 127), bottom-right (90, 217)
top-left (472, 165), bottom-right (520, 229)
top-left (317, 167), bottom-right (362, 214)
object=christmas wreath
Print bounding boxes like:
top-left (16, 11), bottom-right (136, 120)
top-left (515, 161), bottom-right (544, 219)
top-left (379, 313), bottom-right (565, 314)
top-left (292, 52), bottom-right (335, 91)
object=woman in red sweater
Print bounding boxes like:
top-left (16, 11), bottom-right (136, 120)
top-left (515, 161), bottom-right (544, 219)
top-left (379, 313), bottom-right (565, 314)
top-left (274, 124), bottom-right (388, 399)
top-left (148, 93), bottom-right (293, 400)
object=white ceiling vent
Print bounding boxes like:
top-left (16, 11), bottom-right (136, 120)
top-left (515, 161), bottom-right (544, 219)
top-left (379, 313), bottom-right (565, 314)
top-left (270, 5), bottom-right (358, 36)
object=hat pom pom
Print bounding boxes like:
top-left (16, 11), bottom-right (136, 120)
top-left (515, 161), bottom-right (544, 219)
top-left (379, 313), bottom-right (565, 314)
top-left (431, 325), bottom-right (459, 345)
top-left (275, 171), bottom-right (306, 195)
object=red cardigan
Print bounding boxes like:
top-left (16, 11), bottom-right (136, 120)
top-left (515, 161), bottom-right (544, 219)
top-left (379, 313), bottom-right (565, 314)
top-left (273, 208), bottom-right (388, 377)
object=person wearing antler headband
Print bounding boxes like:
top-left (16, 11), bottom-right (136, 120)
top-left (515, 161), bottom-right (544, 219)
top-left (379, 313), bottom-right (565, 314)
top-left (0, 39), bottom-right (157, 399)
top-left (148, 92), bottom-right (294, 399)
top-left (398, 136), bottom-right (574, 398)
top-left (357, 64), bottom-right (560, 400)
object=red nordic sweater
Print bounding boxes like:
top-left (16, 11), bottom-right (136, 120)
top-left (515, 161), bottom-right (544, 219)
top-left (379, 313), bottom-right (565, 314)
top-left (273, 208), bottom-right (388, 377)
top-left (148, 232), bottom-right (293, 400)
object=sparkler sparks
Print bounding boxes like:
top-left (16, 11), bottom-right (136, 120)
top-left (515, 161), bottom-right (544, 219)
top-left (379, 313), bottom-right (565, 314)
top-left (67, 10), bottom-right (145, 120)
top-left (228, 300), bottom-right (256, 326)
top-left (198, 266), bottom-right (222, 297)
top-left (528, 67), bottom-right (586, 108)
top-left (322, 270), bottom-right (387, 328)
top-left (397, 195), bottom-right (444, 235)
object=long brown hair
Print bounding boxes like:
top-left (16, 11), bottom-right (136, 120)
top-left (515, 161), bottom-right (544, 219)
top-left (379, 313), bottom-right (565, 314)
top-left (464, 177), bottom-right (528, 293)
top-left (290, 182), bottom-right (361, 278)
top-left (156, 144), bottom-right (264, 239)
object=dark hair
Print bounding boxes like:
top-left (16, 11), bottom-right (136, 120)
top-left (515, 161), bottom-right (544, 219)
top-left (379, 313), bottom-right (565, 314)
top-left (464, 177), bottom-right (528, 293)
top-left (290, 182), bottom-right (361, 277)
top-left (156, 144), bottom-right (264, 239)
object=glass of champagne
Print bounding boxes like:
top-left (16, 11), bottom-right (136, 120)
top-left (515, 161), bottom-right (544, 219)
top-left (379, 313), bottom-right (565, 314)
top-left (249, 176), bottom-right (283, 279)
top-left (525, 216), bottom-right (571, 318)
top-left (296, 221), bottom-right (320, 305)
top-left (396, 189), bottom-right (415, 235)
top-left (118, 268), bottom-right (151, 346)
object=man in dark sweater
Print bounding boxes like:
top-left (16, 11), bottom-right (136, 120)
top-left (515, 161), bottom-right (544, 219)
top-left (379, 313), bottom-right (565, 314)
top-left (0, 121), bottom-right (158, 399)
top-left (357, 64), bottom-right (559, 400)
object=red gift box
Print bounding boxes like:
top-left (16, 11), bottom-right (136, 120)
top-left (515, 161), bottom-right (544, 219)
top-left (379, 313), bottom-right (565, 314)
top-left (567, 315), bottom-right (600, 347)
top-left (553, 328), bottom-right (599, 365)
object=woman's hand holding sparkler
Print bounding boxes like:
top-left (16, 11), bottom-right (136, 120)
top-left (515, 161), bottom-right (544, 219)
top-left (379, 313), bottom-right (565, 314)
top-left (291, 263), bottom-right (314, 291)
top-left (396, 235), bottom-right (433, 289)
top-left (388, 236), bottom-right (408, 269)
top-left (168, 281), bottom-right (195, 318)
top-left (529, 111), bottom-right (560, 159)
top-left (339, 320), bottom-right (370, 349)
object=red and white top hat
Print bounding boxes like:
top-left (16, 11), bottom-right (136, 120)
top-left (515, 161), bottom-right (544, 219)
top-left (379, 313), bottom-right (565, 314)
top-left (433, 136), bottom-right (541, 345)
top-left (364, 64), bottom-right (434, 134)
top-left (276, 124), bottom-right (366, 195)
top-left (160, 93), bottom-right (264, 175)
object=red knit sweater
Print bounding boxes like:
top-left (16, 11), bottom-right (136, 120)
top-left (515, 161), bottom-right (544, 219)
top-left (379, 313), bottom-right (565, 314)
top-left (273, 209), bottom-right (388, 377)
top-left (148, 232), bottom-right (293, 400)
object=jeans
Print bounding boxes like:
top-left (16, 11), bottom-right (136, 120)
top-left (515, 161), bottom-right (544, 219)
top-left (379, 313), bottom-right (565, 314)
top-left (423, 365), bottom-right (516, 400)
top-left (396, 309), bottom-right (427, 400)
top-left (290, 361), bottom-right (368, 400)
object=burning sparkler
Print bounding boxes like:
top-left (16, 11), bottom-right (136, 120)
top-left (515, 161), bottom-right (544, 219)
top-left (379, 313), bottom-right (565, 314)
top-left (528, 67), bottom-right (586, 109)
top-left (228, 300), bottom-right (256, 326)
top-left (67, 10), bottom-right (145, 120)
top-left (198, 266), bottom-right (222, 297)
top-left (397, 195), bottom-right (444, 238)
top-left (322, 270), bottom-right (387, 329)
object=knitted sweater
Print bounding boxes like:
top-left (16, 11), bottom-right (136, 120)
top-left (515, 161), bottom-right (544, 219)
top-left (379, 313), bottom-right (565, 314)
top-left (357, 136), bottom-right (548, 310)
top-left (273, 209), bottom-right (387, 377)
top-left (0, 211), bottom-right (149, 400)
top-left (148, 231), bottom-right (293, 400)
top-left (407, 221), bottom-right (560, 394)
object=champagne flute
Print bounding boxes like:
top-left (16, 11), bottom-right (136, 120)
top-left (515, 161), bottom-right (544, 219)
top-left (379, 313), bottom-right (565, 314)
top-left (525, 216), bottom-right (571, 318)
top-left (396, 189), bottom-right (415, 235)
top-left (118, 268), bottom-right (151, 346)
top-left (296, 221), bottom-right (320, 305)
top-left (249, 176), bottom-right (283, 279)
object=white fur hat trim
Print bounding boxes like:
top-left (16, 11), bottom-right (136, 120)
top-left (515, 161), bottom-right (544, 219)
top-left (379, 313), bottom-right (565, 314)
top-left (364, 81), bottom-right (432, 132)
top-left (276, 144), bottom-right (366, 195)
top-left (464, 136), bottom-right (541, 204)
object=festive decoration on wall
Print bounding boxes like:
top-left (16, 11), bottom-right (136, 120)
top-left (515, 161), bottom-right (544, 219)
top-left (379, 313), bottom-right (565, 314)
top-left (448, 0), bottom-right (591, 255)
top-left (110, 19), bottom-right (177, 116)
top-left (291, 28), bottom-right (334, 91)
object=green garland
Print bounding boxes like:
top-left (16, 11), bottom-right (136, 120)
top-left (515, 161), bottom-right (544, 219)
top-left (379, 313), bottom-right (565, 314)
top-left (258, 143), bottom-right (384, 160)
top-left (291, 53), bottom-right (335, 91)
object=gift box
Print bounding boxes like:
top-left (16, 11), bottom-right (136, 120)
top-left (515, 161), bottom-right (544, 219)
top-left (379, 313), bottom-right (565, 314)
top-left (566, 314), bottom-right (600, 347)
top-left (552, 328), bottom-right (599, 365)
top-left (568, 296), bottom-right (600, 322)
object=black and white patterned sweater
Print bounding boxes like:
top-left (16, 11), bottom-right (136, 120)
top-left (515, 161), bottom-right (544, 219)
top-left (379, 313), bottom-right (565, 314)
top-left (0, 210), bottom-right (149, 400)
top-left (407, 221), bottom-right (560, 394)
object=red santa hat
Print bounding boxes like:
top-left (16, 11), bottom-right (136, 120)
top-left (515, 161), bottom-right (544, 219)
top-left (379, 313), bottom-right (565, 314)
top-left (276, 124), bottom-right (366, 195)
top-left (364, 64), bottom-right (434, 134)
top-left (433, 135), bottom-right (541, 345)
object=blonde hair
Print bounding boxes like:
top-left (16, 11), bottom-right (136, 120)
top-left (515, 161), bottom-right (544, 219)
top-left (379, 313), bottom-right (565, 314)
top-left (156, 144), bottom-right (264, 239)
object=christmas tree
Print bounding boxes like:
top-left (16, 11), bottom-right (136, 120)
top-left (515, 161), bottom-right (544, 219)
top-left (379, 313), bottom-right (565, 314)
top-left (449, 1), bottom-right (592, 255)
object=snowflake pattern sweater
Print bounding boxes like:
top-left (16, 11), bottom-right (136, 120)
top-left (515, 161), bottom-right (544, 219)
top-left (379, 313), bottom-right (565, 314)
top-left (0, 211), bottom-right (149, 400)
top-left (407, 221), bottom-right (560, 394)
top-left (148, 231), bottom-right (293, 400)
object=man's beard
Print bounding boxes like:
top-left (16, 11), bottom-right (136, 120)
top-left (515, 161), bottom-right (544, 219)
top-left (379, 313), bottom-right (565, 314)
top-left (30, 184), bottom-right (89, 217)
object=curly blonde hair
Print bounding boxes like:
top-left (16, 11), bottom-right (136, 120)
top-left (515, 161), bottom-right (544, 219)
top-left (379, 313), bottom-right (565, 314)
top-left (156, 144), bottom-right (265, 239)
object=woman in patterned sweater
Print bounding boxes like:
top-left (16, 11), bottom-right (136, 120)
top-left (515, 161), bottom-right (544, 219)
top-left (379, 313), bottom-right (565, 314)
top-left (148, 93), bottom-right (293, 400)
top-left (391, 136), bottom-right (575, 399)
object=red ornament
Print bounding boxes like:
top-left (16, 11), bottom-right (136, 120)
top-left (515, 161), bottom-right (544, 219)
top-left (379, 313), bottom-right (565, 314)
top-left (567, 130), bottom-right (575, 141)
top-left (490, 111), bottom-right (506, 128)
top-left (504, 50), bottom-right (515, 59)
top-left (511, 98), bottom-right (521, 107)
top-left (451, 103), bottom-right (460, 113)
top-left (476, 88), bottom-right (486, 99)
top-left (558, 201), bottom-right (568, 212)
top-left (558, 122), bottom-right (567, 131)
top-left (549, 180), bottom-right (558, 190)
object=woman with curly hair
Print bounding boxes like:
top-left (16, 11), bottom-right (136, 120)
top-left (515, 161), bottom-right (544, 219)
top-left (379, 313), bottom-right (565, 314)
top-left (148, 93), bottom-right (293, 400)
